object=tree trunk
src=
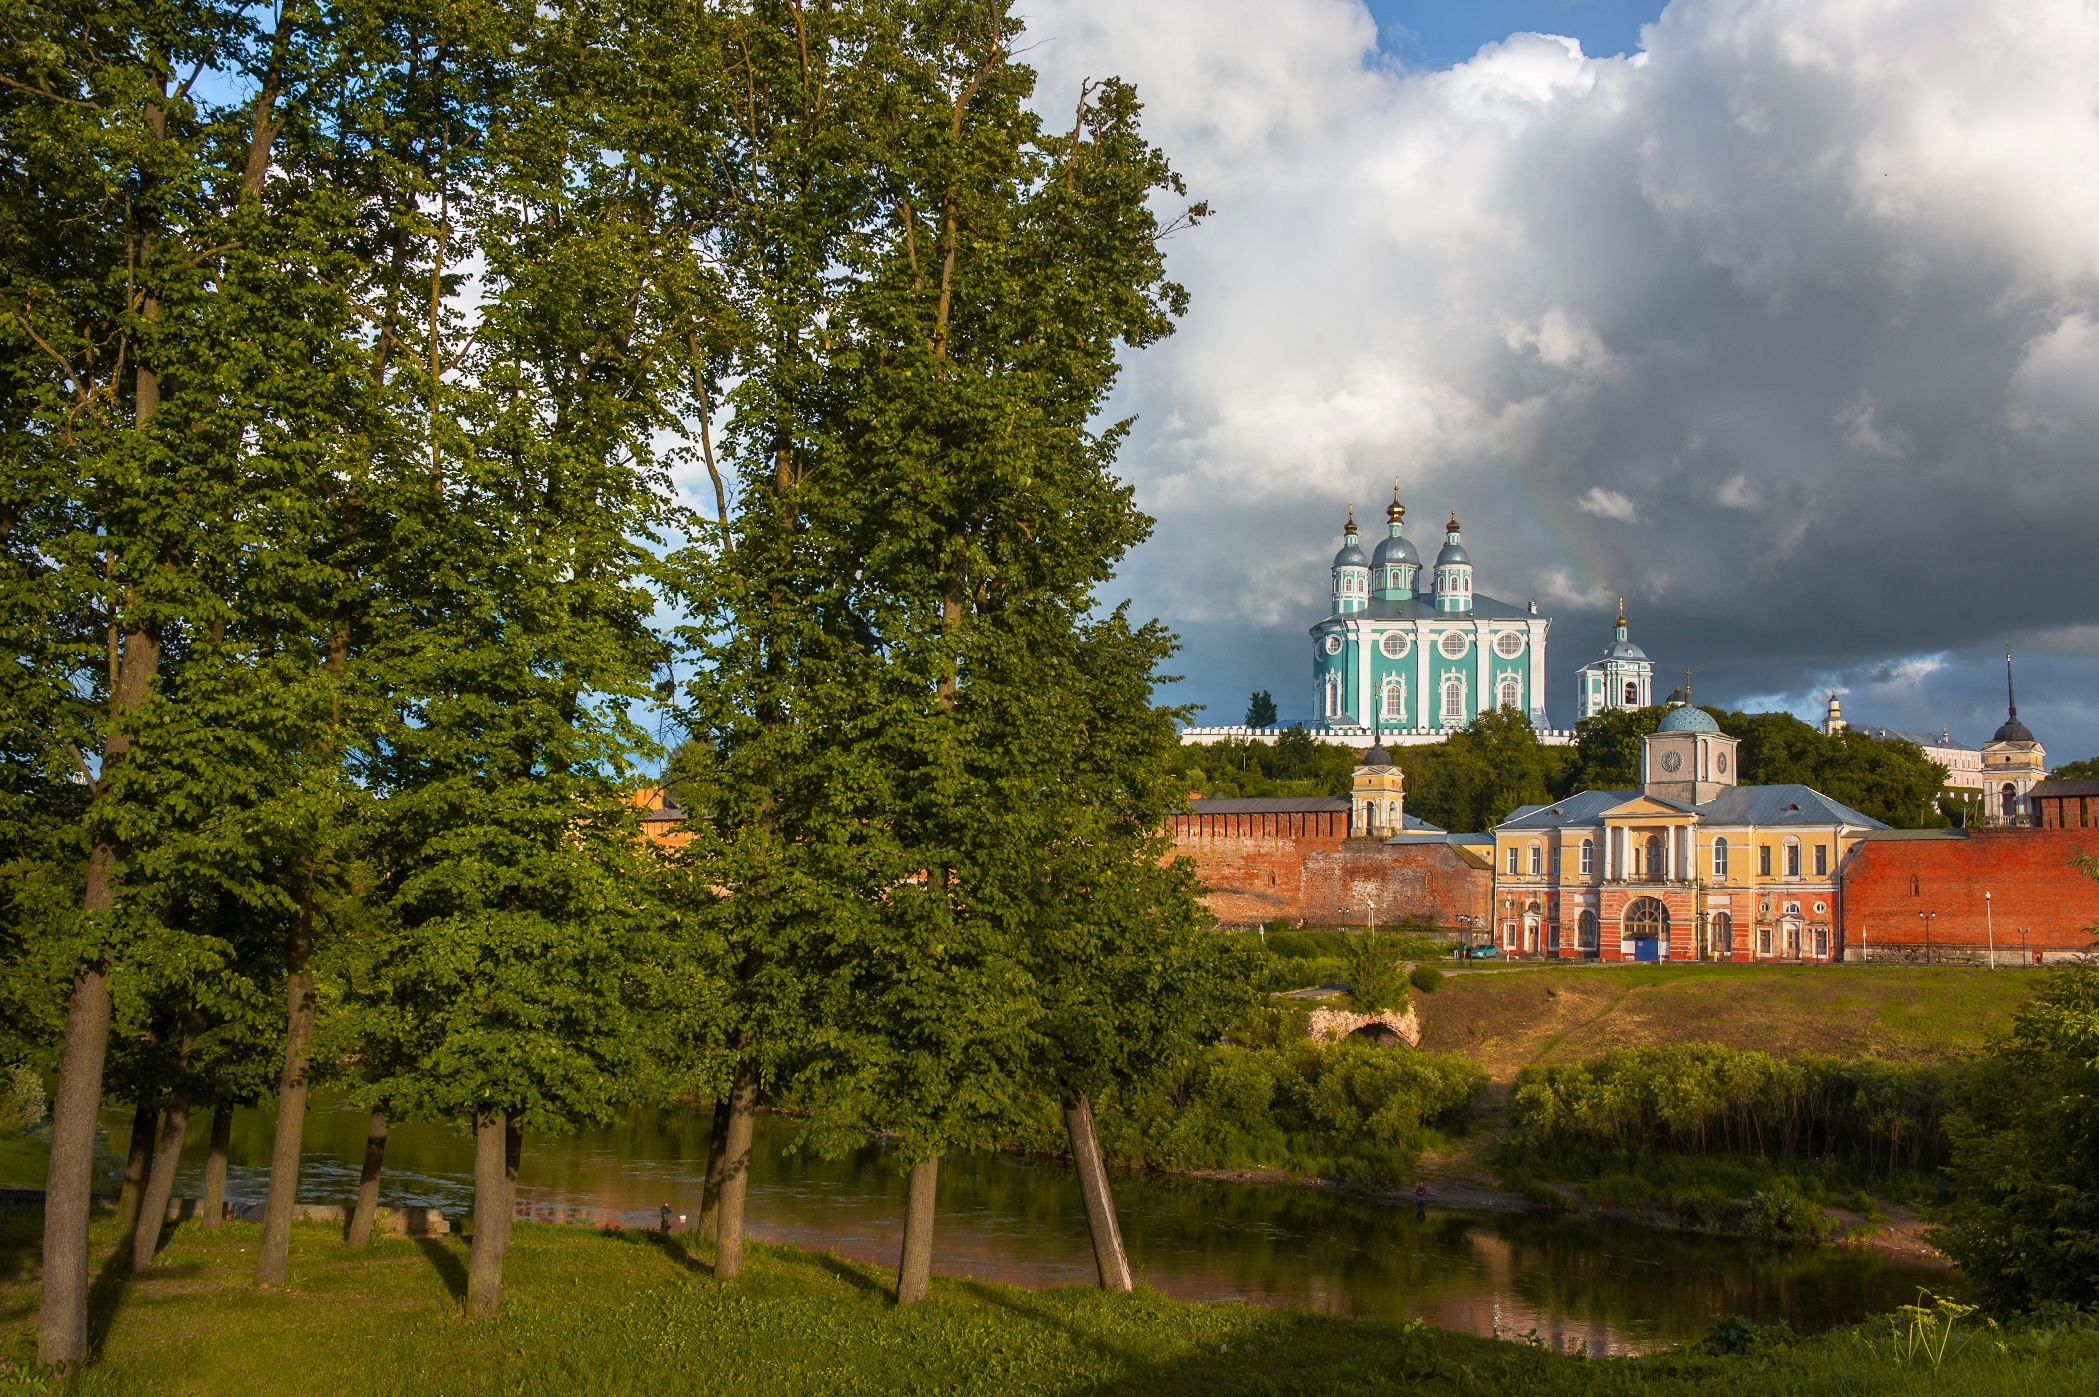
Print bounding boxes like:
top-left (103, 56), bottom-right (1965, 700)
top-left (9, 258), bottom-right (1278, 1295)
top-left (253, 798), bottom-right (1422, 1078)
top-left (698, 1095), bottom-right (731, 1239)
top-left (255, 894), bottom-right (317, 1287)
top-left (1064, 1093), bottom-right (1132, 1292)
top-left (200, 1108), bottom-right (232, 1230)
top-left (37, 944), bottom-right (119, 1364)
top-left (467, 1111), bottom-right (514, 1317)
top-left (712, 1063), bottom-right (758, 1279)
top-left (344, 1111), bottom-right (388, 1249)
top-left (894, 1155), bottom-right (939, 1306)
top-left (132, 1081), bottom-right (195, 1270)
top-left (114, 1096), bottom-right (160, 1230)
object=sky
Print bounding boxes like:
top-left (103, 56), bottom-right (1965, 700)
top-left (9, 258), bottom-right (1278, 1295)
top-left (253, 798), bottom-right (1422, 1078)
top-left (993, 0), bottom-right (2099, 760)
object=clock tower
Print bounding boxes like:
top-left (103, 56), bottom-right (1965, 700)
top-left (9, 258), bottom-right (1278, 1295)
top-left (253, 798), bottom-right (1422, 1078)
top-left (1642, 701), bottom-right (1738, 805)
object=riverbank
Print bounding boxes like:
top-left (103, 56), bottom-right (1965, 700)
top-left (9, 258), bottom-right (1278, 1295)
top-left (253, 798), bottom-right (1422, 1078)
top-left (1, 1209), bottom-right (2093, 1394)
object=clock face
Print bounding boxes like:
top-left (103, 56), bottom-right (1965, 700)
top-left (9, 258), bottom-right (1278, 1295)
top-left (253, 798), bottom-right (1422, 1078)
top-left (1661, 750), bottom-right (1683, 773)
top-left (1716, 752), bottom-right (1728, 773)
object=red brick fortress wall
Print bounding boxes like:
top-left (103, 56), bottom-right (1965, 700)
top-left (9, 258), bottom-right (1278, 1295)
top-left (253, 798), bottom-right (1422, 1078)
top-left (1168, 815), bottom-right (1492, 929)
top-left (1839, 829), bottom-right (2099, 964)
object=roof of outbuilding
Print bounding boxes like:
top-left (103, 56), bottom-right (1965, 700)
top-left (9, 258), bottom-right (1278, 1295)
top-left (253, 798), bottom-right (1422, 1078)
top-left (2031, 778), bottom-right (2099, 799)
top-left (1853, 725), bottom-right (1977, 752)
top-left (1493, 784), bottom-right (1887, 831)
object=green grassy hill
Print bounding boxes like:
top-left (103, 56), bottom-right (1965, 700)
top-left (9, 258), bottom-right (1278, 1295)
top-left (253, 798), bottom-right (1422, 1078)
top-left (1415, 964), bottom-right (2035, 1083)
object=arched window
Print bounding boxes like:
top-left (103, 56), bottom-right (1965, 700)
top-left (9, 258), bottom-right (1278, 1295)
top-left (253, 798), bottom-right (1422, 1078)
top-left (1624, 896), bottom-right (1669, 942)
top-left (1382, 678), bottom-right (1405, 721)
top-left (1442, 677), bottom-right (1465, 723)
top-left (1578, 909), bottom-right (1599, 949)
top-left (1529, 843), bottom-right (1542, 875)
top-left (1712, 837), bottom-right (1728, 878)
top-left (1580, 838), bottom-right (1594, 875)
top-left (2002, 782), bottom-right (2019, 819)
top-left (1499, 678), bottom-right (1521, 710)
top-left (1784, 838), bottom-right (1801, 877)
top-left (1624, 681), bottom-right (1638, 705)
top-left (1644, 834), bottom-right (1665, 881)
top-left (1713, 911), bottom-right (1732, 954)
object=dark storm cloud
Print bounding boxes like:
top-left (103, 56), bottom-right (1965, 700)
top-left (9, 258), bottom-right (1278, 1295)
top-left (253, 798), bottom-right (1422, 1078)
top-left (1022, 0), bottom-right (2099, 758)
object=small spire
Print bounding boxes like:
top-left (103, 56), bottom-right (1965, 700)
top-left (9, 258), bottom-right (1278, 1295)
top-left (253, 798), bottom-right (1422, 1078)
top-left (1346, 502), bottom-right (1356, 535)
top-left (1447, 504), bottom-right (1460, 534)
top-left (1617, 597), bottom-right (1626, 625)
top-left (2006, 641), bottom-right (2017, 719)
top-left (1387, 477), bottom-right (1405, 525)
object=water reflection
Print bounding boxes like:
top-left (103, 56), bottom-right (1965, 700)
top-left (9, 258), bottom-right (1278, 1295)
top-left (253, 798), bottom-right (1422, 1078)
top-left (97, 1096), bottom-right (1944, 1355)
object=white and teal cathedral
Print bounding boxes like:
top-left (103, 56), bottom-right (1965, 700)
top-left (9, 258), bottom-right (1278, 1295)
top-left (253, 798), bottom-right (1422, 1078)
top-left (1306, 489), bottom-right (1564, 745)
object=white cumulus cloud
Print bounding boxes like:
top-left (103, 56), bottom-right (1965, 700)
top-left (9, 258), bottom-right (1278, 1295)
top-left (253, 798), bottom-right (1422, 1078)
top-left (1576, 486), bottom-right (1639, 521)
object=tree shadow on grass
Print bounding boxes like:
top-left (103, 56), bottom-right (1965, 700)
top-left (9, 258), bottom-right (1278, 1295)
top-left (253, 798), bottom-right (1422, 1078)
top-left (0, 1199), bottom-right (45, 1284)
top-left (804, 1250), bottom-right (887, 1299)
top-left (84, 1234), bottom-right (137, 1356)
top-left (621, 1229), bottom-right (714, 1278)
top-left (415, 1236), bottom-right (468, 1303)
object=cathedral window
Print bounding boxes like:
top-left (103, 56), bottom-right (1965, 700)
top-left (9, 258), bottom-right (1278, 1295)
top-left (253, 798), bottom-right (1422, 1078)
top-left (1379, 632), bottom-right (1409, 659)
top-left (1495, 632), bottom-right (1524, 657)
top-left (1498, 678), bottom-right (1521, 710)
top-left (1442, 678), bottom-right (1465, 722)
top-left (1381, 679), bottom-right (1405, 721)
top-left (1624, 681), bottom-right (1637, 705)
top-left (1580, 839), bottom-right (1594, 875)
top-left (1439, 632), bottom-right (1468, 658)
top-left (1712, 838), bottom-right (1728, 878)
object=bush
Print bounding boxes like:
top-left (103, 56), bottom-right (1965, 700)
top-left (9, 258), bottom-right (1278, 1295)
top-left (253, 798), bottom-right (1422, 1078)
top-left (1666, 1183), bottom-right (1735, 1226)
top-left (1582, 1172), bottom-right (1653, 1206)
top-left (1408, 965), bottom-right (1443, 995)
top-left (1341, 934), bottom-right (1409, 1013)
top-left (0, 1065), bottom-right (46, 1134)
top-left (1744, 1181), bottom-right (1835, 1240)
top-left (1697, 1313), bottom-right (1795, 1355)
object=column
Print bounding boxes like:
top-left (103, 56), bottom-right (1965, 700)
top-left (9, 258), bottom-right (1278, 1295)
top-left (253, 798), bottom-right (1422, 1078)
top-left (1528, 618), bottom-right (1548, 722)
top-left (1665, 825), bottom-right (1675, 883)
top-left (1474, 619), bottom-right (1489, 720)
top-left (1414, 622), bottom-right (1430, 733)
top-left (1356, 621), bottom-right (1371, 729)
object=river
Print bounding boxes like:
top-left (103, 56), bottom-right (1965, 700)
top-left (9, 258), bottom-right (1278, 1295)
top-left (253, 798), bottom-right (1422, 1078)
top-left (95, 1095), bottom-right (1948, 1356)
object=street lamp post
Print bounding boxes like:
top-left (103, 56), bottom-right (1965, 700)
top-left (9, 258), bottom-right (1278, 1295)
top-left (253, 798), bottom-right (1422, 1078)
top-left (1919, 910), bottom-right (1936, 966)
top-left (1986, 890), bottom-right (1995, 969)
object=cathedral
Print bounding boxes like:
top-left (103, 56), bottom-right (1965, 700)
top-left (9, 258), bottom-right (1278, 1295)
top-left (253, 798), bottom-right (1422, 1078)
top-left (1309, 487), bottom-right (1553, 743)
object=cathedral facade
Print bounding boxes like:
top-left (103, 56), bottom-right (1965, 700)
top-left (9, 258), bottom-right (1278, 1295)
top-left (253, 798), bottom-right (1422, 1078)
top-left (1308, 490), bottom-right (1554, 743)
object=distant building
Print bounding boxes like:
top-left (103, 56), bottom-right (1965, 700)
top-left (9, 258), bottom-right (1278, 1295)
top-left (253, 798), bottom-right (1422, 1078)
top-left (2029, 779), bottom-right (2099, 830)
top-left (1982, 650), bottom-right (2047, 826)
top-left (1168, 745), bottom-right (1493, 929)
top-left (1493, 705), bottom-right (1886, 962)
top-left (1823, 693), bottom-right (1987, 798)
top-left (1574, 601), bottom-right (1655, 719)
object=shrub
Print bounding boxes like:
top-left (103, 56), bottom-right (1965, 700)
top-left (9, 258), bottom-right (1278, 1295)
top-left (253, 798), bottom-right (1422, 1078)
top-left (1744, 1181), bottom-right (1835, 1240)
top-left (1342, 934), bottom-right (1409, 1012)
top-left (1519, 1178), bottom-right (1567, 1210)
top-left (1698, 1313), bottom-right (1795, 1355)
top-left (1408, 965), bottom-right (1443, 995)
top-left (0, 1065), bottom-right (46, 1134)
top-left (1583, 1172), bottom-right (1653, 1206)
top-left (1666, 1183), bottom-right (1735, 1226)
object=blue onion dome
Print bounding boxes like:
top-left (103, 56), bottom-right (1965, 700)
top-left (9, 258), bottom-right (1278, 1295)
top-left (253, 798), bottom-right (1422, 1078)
top-left (1332, 503), bottom-right (1368, 567)
top-left (1434, 508), bottom-right (1470, 565)
top-left (1656, 705), bottom-right (1720, 733)
top-left (1605, 637), bottom-right (1649, 660)
top-left (1372, 533), bottom-right (1418, 567)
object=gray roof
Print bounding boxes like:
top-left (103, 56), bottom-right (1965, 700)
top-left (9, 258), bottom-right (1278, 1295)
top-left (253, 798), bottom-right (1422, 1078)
top-left (1181, 796), bottom-right (1348, 814)
top-left (1852, 725), bottom-right (1976, 752)
top-left (1494, 783), bottom-right (1887, 831)
top-left (1992, 715), bottom-right (2036, 744)
top-left (1333, 540), bottom-right (1368, 567)
top-left (1371, 534), bottom-right (1420, 567)
top-left (2032, 778), bottom-right (2099, 799)
top-left (1310, 594), bottom-right (1536, 630)
top-left (1857, 827), bottom-right (1969, 841)
top-left (1435, 540), bottom-right (1471, 566)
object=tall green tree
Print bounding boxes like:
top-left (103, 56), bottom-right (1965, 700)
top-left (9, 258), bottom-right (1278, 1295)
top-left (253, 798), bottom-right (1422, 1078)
top-left (0, 0), bottom-right (375, 1356)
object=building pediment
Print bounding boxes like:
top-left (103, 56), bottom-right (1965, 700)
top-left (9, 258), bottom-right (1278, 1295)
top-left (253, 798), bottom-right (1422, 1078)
top-left (1599, 795), bottom-right (1697, 820)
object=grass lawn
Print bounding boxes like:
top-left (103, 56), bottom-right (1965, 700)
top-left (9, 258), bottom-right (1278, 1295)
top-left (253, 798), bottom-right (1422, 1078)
top-left (1416, 965), bottom-right (2035, 1083)
top-left (3, 1208), bottom-right (2098, 1394)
